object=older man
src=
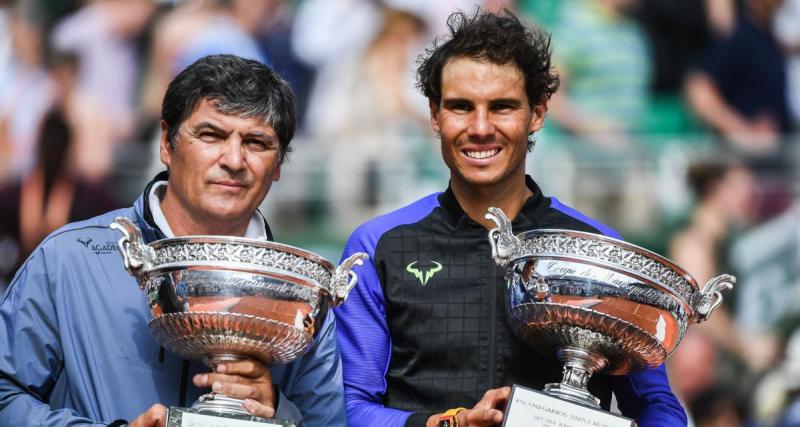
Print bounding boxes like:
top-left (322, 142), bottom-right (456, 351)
top-left (0, 54), bottom-right (346, 427)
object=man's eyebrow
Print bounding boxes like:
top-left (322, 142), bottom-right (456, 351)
top-left (442, 98), bottom-right (472, 105)
top-left (190, 122), bottom-right (227, 133)
top-left (244, 130), bottom-right (275, 140)
top-left (491, 98), bottom-right (522, 106)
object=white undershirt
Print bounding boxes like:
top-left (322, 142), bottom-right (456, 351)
top-left (147, 181), bottom-right (267, 239)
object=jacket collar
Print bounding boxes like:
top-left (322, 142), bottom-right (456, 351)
top-left (438, 175), bottom-right (550, 229)
top-left (133, 171), bottom-right (274, 243)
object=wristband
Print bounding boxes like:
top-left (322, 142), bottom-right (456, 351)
top-left (436, 407), bottom-right (467, 427)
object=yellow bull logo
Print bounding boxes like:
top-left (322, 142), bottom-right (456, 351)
top-left (406, 261), bottom-right (443, 286)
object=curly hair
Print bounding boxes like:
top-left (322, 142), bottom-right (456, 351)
top-left (416, 9), bottom-right (560, 109)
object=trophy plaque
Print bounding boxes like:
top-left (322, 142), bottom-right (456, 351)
top-left (485, 208), bottom-right (734, 426)
top-left (112, 217), bottom-right (368, 427)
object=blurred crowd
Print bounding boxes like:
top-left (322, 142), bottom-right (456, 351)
top-left (1, 0), bottom-right (800, 425)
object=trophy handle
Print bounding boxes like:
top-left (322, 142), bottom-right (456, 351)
top-left (331, 252), bottom-right (369, 306)
top-left (110, 216), bottom-right (156, 287)
top-left (485, 207), bottom-right (521, 267)
top-left (692, 274), bottom-right (735, 322)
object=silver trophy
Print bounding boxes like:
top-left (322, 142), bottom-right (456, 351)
top-left (111, 217), bottom-right (367, 426)
top-left (485, 207), bottom-right (733, 415)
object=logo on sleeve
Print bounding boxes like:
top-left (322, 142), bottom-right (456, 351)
top-left (406, 260), bottom-right (443, 286)
top-left (77, 237), bottom-right (118, 255)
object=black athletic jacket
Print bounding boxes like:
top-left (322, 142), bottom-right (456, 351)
top-left (335, 176), bottom-right (686, 427)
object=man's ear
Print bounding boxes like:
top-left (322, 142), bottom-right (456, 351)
top-left (271, 164), bottom-right (281, 182)
top-left (429, 99), bottom-right (441, 134)
top-left (159, 121), bottom-right (172, 168)
top-left (529, 101), bottom-right (548, 134)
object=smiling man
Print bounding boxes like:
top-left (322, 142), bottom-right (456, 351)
top-left (0, 55), bottom-right (347, 427)
top-left (335, 10), bottom-right (687, 427)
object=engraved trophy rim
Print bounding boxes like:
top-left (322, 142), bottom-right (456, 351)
top-left (509, 228), bottom-right (700, 306)
top-left (148, 235), bottom-right (336, 271)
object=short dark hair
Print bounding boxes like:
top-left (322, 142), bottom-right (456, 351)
top-left (416, 9), bottom-right (560, 109)
top-left (162, 54), bottom-right (296, 164)
top-left (687, 159), bottom-right (737, 199)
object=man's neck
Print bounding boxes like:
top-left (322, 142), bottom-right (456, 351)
top-left (159, 187), bottom-right (249, 237)
top-left (450, 174), bottom-right (532, 229)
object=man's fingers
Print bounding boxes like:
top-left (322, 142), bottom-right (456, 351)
top-left (462, 408), bottom-right (504, 427)
top-left (243, 398), bottom-right (276, 419)
top-left (129, 404), bottom-right (168, 427)
top-left (473, 387), bottom-right (511, 411)
top-left (209, 381), bottom-right (263, 402)
top-left (491, 386), bottom-right (511, 409)
top-left (193, 372), bottom-right (263, 387)
top-left (215, 359), bottom-right (269, 378)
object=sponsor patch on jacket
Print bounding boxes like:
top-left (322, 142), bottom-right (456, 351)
top-left (77, 238), bottom-right (118, 255)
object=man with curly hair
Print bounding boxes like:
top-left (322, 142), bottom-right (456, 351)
top-left (335, 9), bottom-right (686, 427)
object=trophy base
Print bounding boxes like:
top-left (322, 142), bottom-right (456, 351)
top-left (543, 382), bottom-right (600, 408)
top-left (503, 384), bottom-right (633, 427)
top-left (167, 406), bottom-right (295, 427)
top-left (194, 392), bottom-right (252, 415)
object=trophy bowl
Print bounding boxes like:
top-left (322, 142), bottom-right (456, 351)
top-left (485, 208), bottom-right (734, 409)
top-left (111, 217), bottom-right (367, 417)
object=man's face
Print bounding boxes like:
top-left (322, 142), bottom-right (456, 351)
top-left (430, 57), bottom-right (546, 190)
top-left (160, 99), bottom-right (281, 230)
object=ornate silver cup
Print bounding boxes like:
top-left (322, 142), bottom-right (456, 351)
top-left (111, 217), bottom-right (367, 422)
top-left (485, 208), bottom-right (734, 409)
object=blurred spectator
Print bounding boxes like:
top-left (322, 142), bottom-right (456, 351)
top-left (50, 0), bottom-right (155, 182)
top-left (686, 0), bottom-right (794, 224)
top-left (236, 0), bottom-right (316, 125)
top-left (754, 329), bottom-right (800, 426)
top-left (775, 0), bottom-right (800, 127)
top-left (0, 5), bottom-right (56, 182)
top-left (668, 157), bottom-right (757, 425)
top-left (0, 108), bottom-right (121, 288)
top-left (685, 0), bottom-right (792, 154)
top-left (547, 0), bottom-right (651, 150)
top-left (535, 0), bottom-right (654, 232)
top-left (689, 385), bottom-right (747, 427)
top-left (631, 0), bottom-right (735, 136)
top-left (633, 0), bottom-right (736, 96)
top-left (302, 5), bottom-right (431, 232)
top-left (670, 158), bottom-right (756, 296)
top-left (729, 200), bottom-right (800, 373)
top-left (141, 0), bottom-right (266, 124)
top-left (291, 0), bottom-right (383, 77)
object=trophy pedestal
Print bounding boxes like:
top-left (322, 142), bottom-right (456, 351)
top-left (503, 385), bottom-right (633, 427)
top-left (167, 406), bottom-right (295, 427)
top-left (167, 386), bottom-right (296, 427)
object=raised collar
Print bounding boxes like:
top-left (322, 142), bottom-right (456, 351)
top-left (137, 171), bottom-right (274, 242)
top-left (438, 175), bottom-right (550, 229)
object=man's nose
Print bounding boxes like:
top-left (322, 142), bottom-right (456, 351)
top-left (219, 139), bottom-right (245, 171)
top-left (467, 109), bottom-right (495, 140)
